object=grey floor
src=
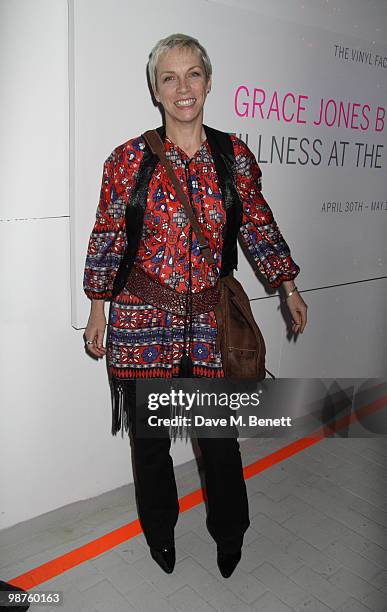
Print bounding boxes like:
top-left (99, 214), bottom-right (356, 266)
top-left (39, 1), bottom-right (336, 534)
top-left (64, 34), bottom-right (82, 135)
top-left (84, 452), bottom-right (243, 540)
top-left (1, 437), bottom-right (386, 612)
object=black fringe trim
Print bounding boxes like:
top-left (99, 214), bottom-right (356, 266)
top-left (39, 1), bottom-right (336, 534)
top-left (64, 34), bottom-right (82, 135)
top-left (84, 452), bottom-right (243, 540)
top-left (110, 371), bottom-right (275, 440)
top-left (109, 377), bottom-right (191, 442)
top-left (169, 380), bottom-right (192, 443)
top-left (109, 377), bottom-right (136, 438)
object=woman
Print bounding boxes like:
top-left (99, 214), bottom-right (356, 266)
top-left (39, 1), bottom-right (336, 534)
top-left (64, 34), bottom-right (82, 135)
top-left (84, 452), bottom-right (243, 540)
top-left (83, 33), bottom-right (307, 577)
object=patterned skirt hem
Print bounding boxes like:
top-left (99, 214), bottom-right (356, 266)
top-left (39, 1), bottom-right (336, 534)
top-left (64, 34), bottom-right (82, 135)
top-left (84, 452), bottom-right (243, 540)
top-left (109, 364), bottom-right (225, 379)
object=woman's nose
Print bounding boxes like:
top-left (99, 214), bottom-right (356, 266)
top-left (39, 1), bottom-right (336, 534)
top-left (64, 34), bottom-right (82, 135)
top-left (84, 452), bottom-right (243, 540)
top-left (176, 77), bottom-right (189, 93)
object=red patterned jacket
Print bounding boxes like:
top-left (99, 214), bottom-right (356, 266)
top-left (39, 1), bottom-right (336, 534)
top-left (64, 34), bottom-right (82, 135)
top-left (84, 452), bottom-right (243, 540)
top-left (83, 132), bottom-right (300, 300)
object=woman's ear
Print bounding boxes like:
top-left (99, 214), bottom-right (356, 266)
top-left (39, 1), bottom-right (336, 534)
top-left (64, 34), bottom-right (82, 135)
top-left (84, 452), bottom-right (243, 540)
top-left (206, 76), bottom-right (212, 94)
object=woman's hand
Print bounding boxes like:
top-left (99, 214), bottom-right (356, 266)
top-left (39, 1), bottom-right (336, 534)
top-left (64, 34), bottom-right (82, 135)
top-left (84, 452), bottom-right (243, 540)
top-left (84, 300), bottom-right (107, 358)
top-left (286, 290), bottom-right (308, 334)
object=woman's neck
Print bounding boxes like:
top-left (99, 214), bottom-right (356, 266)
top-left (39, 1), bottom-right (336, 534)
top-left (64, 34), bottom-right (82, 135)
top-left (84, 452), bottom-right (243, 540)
top-left (165, 120), bottom-right (206, 158)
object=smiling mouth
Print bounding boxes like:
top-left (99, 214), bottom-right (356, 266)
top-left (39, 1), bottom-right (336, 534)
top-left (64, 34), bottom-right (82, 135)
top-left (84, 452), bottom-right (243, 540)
top-left (174, 98), bottom-right (196, 107)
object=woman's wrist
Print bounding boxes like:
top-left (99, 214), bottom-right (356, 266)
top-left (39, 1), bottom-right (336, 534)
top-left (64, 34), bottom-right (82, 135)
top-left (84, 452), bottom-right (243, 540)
top-left (91, 299), bottom-right (106, 314)
top-left (280, 281), bottom-right (299, 301)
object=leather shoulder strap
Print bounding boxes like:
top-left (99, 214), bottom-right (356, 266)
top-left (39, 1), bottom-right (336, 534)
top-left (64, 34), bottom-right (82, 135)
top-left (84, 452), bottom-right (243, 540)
top-left (142, 129), bottom-right (217, 268)
top-left (142, 127), bottom-right (238, 294)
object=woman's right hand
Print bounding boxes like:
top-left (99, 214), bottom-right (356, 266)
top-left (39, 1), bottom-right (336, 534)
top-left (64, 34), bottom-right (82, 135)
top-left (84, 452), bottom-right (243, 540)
top-left (84, 301), bottom-right (107, 358)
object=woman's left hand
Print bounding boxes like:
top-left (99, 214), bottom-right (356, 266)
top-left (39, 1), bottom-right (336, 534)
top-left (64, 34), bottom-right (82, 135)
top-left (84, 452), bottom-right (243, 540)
top-left (285, 291), bottom-right (308, 334)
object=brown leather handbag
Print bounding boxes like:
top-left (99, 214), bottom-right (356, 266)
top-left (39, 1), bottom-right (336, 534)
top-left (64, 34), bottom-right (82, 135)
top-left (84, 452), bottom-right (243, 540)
top-left (143, 130), bottom-right (271, 381)
top-left (213, 274), bottom-right (266, 379)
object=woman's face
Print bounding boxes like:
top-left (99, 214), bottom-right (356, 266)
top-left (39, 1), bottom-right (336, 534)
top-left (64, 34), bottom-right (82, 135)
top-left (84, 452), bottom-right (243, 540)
top-left (154, 46), bottom-right (211, 128)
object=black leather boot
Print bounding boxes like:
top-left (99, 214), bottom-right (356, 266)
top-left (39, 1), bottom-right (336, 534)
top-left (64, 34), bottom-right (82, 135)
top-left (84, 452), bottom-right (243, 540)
top-left (217, 548), bottom-right (242, 578)
top-left (150, 546), bottom-right (176, 573)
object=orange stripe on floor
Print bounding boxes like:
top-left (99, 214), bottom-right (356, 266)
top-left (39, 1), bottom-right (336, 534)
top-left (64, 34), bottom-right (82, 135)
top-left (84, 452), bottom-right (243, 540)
top-left (9, 390), bottom-right (387, 590)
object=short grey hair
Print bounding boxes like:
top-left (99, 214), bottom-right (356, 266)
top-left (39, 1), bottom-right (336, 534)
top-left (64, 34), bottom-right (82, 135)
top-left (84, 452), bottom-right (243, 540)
top-left (147, 33), bottom-right (212, 95)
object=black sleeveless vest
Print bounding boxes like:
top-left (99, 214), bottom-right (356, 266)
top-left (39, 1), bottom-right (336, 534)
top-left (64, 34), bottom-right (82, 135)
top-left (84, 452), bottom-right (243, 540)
top-left (111, 124), bottom-right (243, 299)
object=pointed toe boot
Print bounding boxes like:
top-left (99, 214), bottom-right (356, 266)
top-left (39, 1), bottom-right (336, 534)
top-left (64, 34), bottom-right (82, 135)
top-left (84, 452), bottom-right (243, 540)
top-left (217, 548), bottom-right (242, 578)
top-left (150, 546), bottom-right (176, 573)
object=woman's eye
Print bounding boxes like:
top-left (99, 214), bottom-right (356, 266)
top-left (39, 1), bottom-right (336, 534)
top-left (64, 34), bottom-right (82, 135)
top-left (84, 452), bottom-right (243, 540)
top-left (164, 76), bottom-right (174, 82)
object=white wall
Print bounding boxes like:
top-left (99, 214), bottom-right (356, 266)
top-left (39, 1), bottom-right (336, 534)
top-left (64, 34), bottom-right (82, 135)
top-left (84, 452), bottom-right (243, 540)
top-left (0, 0), bottom-right (386, 531)
top-left (71, 0), bottom-right (387, 325)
